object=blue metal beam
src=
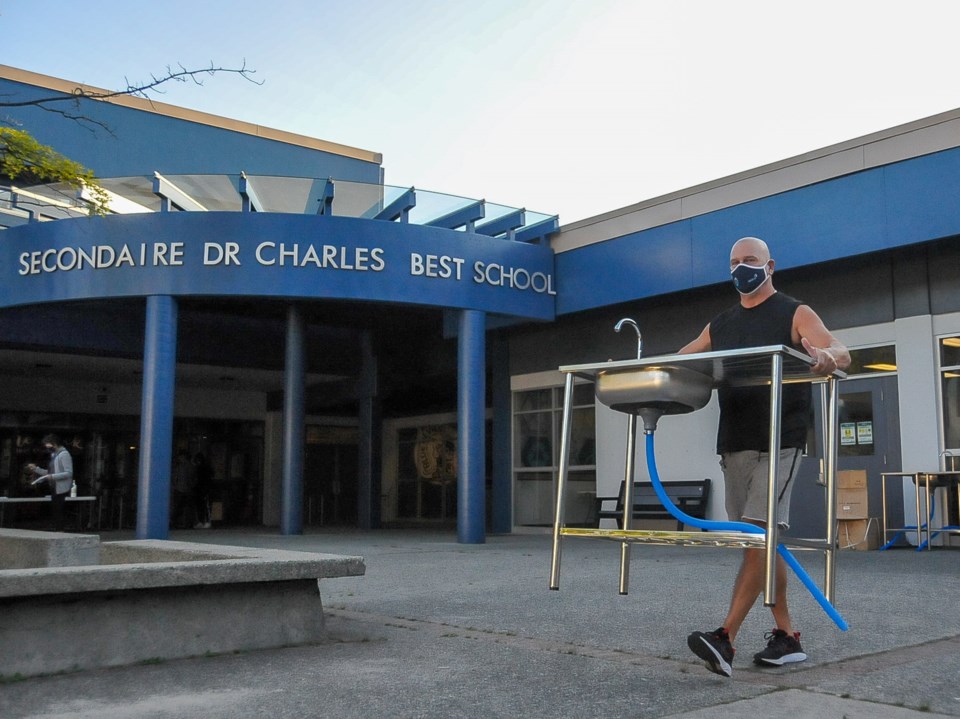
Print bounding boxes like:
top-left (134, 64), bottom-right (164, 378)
top-left (238, 172), bottom-right (264, 213)
top-left (280, 304), bottom-right (305, 535)
top-left (457, 309), bottom-right (486, 544)
top-left (153, 172), bottom-right (207, 212)
top-left (0, 209), bottom-right (31, 228)
top-left (476, 208), bottom-right (525, 238)
top-left (136, 295), bottom-right (178, 539)
top-left (316, 178), bottom-right (335, 216)
top-left (513, 215), bottom-right (559, 244)
top-left (372, 187), bottom-right (417, 223)
top-left (300, 178), bottom-right (332, 214)
top-left (425, 199), bottom-right (485, 231)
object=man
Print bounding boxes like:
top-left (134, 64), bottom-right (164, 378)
top-left (27, 434), bottom-right (74, 532)
top-left (679, 236), bottom-right (850, 678)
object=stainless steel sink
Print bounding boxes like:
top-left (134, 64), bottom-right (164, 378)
top-left (595, 365), bottom-right (714, 416)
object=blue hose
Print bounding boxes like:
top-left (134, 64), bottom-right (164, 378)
top-left (643, 432), bottom-right (849, 631)
top-left (879, 493), bottom-right (935, 551)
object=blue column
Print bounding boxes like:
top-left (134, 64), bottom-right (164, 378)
top-left (136, 295), bottom-right (178, 540)
top-left (280, 304), bottom-right (305, 535)
top-left (490, 332), bottom-right (512, 533)
top-left (458, 309), bottom-right (486, 544)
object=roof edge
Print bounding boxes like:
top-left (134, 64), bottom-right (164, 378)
top-left (558, 106), bottom-right (960, 236)
top-left (0, 64), bottom-right (383, 165)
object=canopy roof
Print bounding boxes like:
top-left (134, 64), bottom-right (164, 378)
top-left (0, 173), bottom-right (558, 243)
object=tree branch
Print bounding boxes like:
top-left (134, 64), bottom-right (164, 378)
top-left (0, 60), bottom-right (261, 109)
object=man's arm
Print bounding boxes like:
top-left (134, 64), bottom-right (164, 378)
top-left (679, 324), bottom-right (712, 354)
top-left (794, 305), bottom-right (850, 375)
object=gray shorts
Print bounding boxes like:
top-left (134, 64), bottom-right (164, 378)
top-left (720, 448), bottom-right (803, 529)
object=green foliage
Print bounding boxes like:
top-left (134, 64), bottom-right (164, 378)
top-left (0, 127), bottom-right (109, 215)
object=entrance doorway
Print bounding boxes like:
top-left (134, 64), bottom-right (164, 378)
top-left (787, 375), bottom-right (901, 538)
top-left (175, 419), bottom-right (264, 527)
top-left (304, 425), bottom-right (359, 527)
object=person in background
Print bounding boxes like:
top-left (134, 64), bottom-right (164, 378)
top-left (171, 450), bottom-right (196, 529)
top-left (679, 236), bottom-right (850, 677)
top-left (192, 452), bottom-right (214, 529)
top-left (27, 434), bottom-right (73, 531)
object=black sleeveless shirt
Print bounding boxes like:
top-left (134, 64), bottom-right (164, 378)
top-left (709, 292), bottom-right (811, 453)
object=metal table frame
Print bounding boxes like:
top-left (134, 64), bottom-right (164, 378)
top-left (881, 470), bottom-right (960, 550)
top-left (0, 495), bottom-right (98, 529)
top-left (549, 345), bottom-right (844, 608)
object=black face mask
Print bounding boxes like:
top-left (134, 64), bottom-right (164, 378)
top-left (731, 262), bottom-right (770, 295)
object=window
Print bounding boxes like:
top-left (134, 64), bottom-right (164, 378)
top-left (838, 391), bottom-right (875, 457)
top-left (513, 383), bottom-right (595, 527)
top-left (845, 345), bottom-right (897, 376)
top-left (940, 336), bottom-right (960, 450)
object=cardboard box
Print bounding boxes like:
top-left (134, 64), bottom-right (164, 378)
top-left (836, 470), bottom-right (869, 519)
top-left (839, 517), bottom-right (880, 550)
top-left (837, 470), bottom-right (867, 489)
top-left (836, 487), bottom-right (868, 519)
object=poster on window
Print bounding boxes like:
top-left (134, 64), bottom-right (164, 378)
top-left (856, 421), bottom-right (874, 445)
top-left (840, 423), bottom-right (857, 445)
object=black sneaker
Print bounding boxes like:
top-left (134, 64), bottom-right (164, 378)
top-left (752, 628), bottom-right (808, 666)
top-left (687, 627), bottom-right (735, 677)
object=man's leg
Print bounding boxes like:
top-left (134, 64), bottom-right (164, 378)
top-left (51, 491), bottom-right (66, 531)
top-left (688, 449), bottom-right (803, 675)
top-left (723, 543), bottom-right (792, 643)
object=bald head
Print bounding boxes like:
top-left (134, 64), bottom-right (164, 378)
top-left (730, 236), bottom-right (770, 266)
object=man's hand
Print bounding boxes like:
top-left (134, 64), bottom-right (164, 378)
top-left (801, 337), bottom-right (839, 376)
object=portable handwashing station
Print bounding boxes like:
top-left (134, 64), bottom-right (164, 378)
top-left (548, 320), bottom-right (849, 631)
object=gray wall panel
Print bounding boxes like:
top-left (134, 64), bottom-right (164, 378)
top-left (929, 237), bottom-right (960, 315)
top-left (509, 244), bottom-right (944, 376)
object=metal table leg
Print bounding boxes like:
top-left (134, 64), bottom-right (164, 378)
top-left (763, 353), bottom-right (783, 607)
top-left (618, 415), bottom-right (638, 595)
top-left (549, 373), bottom-right (576, 590)
top-left (824, 375), bottom-right (839, 602)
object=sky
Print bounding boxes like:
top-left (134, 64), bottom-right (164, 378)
top-left (3, 0), bottom-right (960, 224)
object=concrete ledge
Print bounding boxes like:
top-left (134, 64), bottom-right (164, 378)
top-left (0, 538), bottom-right (365, 677)
top-left (0, 539), bottom-right (365, 597)
top-left (0, 528), bottom-right (100, 569)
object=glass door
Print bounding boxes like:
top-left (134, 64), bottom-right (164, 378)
top-left (786, 375), bottom-right (901, 538)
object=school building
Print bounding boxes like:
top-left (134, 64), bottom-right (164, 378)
top-left (2, 64), bottom-right (959, 543)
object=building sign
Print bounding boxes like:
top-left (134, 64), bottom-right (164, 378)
top-left (0, 213), bottom-right (556, 320)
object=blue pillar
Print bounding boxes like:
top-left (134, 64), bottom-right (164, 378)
top-left (490, 332), bottom-right (512, 533)
top-left (136, 295), bottom-right (178, 540)
top-left (458, 309), bottom-right (486, 544)
top-left (281, 304), bottom-right (305, 535)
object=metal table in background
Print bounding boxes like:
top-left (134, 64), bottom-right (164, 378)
top-left (0, 495), bottom-right (98, 530)
top-left (881, 470), bottom-right (960, 550)
top-left (549, 345), bottom-right (845, 609)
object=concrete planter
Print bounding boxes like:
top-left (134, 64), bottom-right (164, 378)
top-left (0, 531), bottom-right (365, 677)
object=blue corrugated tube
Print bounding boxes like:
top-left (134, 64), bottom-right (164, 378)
top-left (644, 432), bottom-right (849, 631)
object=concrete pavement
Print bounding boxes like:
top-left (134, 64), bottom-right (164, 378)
top-left (1, 528), bottom-right (959, 718)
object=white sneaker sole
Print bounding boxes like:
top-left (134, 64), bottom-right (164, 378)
top-left (756, 651), bottom-right (807, 666)
top-left (689, 635), bottom-right (733, 677)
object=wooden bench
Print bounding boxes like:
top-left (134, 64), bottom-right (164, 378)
top-left (595, 479), bottom-right (712, 530)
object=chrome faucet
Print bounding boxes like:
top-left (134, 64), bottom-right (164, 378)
top-left (614, 318), bottom-right (643, 359)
